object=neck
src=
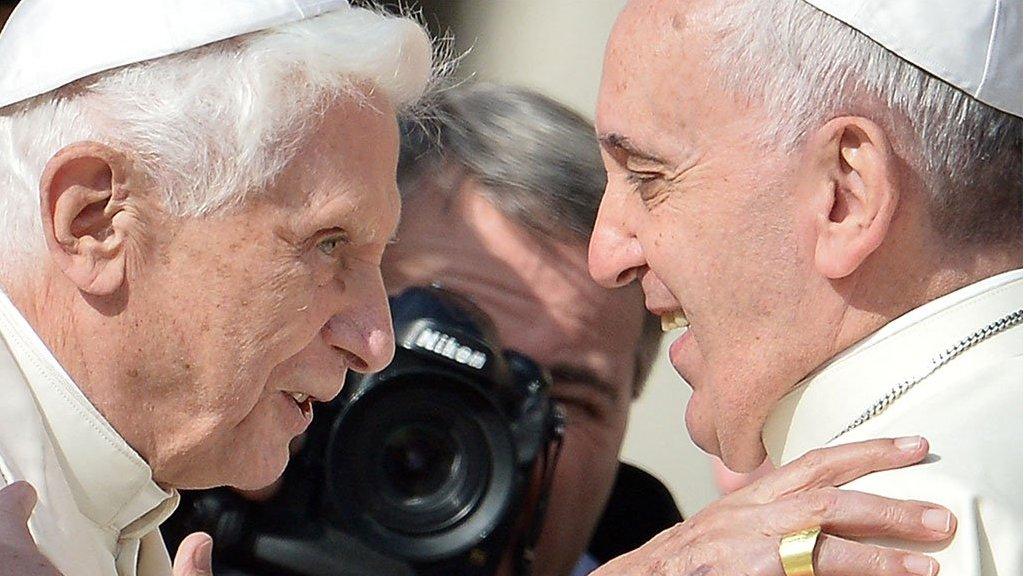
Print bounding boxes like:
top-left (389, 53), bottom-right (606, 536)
top-left (3, 268), bottom-right (130, 438)
top-left (4, 271), bottom-right (78, 362)
top-left (827, 242), bottom-right (1021, 365)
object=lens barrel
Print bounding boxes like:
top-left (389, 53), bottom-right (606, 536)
top-left (326, 371), bottom-right (518, 564)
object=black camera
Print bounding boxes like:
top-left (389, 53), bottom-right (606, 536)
top-left (164, 286), bottom-right (566, 576)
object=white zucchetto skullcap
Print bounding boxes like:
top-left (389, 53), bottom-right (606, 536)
top-left (0, 0), bottom-right (351, 109)
top-left (802, 0), bottom-right (1022, 117)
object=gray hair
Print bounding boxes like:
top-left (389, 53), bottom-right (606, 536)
top-left (398, 83), bottom-right (662, 396)
top-left (704, 0), bottom-right (1022, 247)
top-left (0, 6), bottom-right (439, 282)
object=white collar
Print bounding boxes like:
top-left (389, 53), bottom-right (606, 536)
top-left (763, 269), bottom-right (1023, 465)
top-left (0, 290), bottom-right (177, 537)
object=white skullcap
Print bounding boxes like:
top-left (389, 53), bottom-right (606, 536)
top-left (0, 0), bottom-right (351, 109)
top-left (802, 0), bottom-right (1022, 117)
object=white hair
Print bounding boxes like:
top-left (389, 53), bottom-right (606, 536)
top-left (703, 0), bottom-right (1022, 246)
top-left (0, 6), bottom-right (439, 281)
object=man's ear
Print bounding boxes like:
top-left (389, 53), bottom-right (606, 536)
top-left (809, 117), bottom-right (899, 279)
top-left (39, 142), bottom-right (140, 296)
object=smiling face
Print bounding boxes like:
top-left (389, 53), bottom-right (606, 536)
top-left (588, 0), bottom-right (845, 471)
top-left (383, 179), bottom-right (646, 576)
top-left (87, 95), bottom-right (402, 490)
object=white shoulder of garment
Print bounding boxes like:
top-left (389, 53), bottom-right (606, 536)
top-left (763, 270), bottom-right (1023, 576)
top-left (0, 290), bottom-right (176, 576)
top-left (839, 341), bottom-right (1021, 576)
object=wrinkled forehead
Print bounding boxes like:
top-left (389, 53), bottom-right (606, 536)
top-left (604, 0), bottom-right (700, 82)
top-left (273, 91), bottom-right (402, 239)
top-left (598, 0), bottom-right (712, 148)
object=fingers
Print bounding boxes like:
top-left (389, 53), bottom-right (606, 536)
top-left (172, 532), bottom-right (213, 576)
top-left (0, 481), bottom-right (37, 524)
top-left (764, 488), bottom-right (956, 542)
top-left (815, 533), bottom-right (940, 576)
top-left (746, 437), bottom-right (929, 501)
top-left (817, 491), bottom-right (955, 541)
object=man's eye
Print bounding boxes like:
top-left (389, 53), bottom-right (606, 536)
top-left (316, 235), bottom-right (347, 256)
top-left (625, 171), bottom-right (659, 187)
top-left (625, 171), bottom-right (670, 207)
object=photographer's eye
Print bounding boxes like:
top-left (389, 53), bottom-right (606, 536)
top-left (551, 386), bottom-right (609, 422)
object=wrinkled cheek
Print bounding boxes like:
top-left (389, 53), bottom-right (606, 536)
top-left (228, 396), bottom-right (290, 454)
top-left (245, 267), bottom-right (325, 362)
top-left (247, 313), bottom-right (324, 388)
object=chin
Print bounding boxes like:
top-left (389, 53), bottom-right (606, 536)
top-left (684, 394), bottom-right (721, 457)
top-left (233, 449), bottom-right (292, 490)
top-left (716, 434), bottom-right (769, 474)
top-left (718, 453), bottom-right (765, 474)
top-left (200, 439), bottom-right (292, 491)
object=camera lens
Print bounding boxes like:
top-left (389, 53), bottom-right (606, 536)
top-left (326, 373), bottom-right (517, 562)
top-left (338, 382), bottom-right (491, 536)
top-left (381, 424), bottom-right (456, 500)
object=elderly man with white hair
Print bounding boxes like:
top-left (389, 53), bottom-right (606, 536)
top-left (589, 0), bottom-right (1021, 575)
top-left (0, 1), bottom-right (434, 574)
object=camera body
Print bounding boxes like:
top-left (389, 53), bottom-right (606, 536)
top-left (165, 287), bottom-right (565, 576)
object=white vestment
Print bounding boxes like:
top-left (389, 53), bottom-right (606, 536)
top-left (764, 270), bottom-right (1023, 576)
top-left (0, 290), bottom-right (178, 576)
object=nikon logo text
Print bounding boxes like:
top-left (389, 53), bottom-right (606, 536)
top-left (413, 328), bottom-right (487, 369)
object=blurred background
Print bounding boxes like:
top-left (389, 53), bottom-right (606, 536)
top-left (0, 0), bottom-right (719, 518)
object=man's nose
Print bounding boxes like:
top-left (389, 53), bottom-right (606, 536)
top-left (588, 195), bottom-right (645, 288)
top-left (323, 275), bottom-right (396, 374)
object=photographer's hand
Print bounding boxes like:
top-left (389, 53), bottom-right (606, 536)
top-left (594, 437), bottom-right (953, 576)
top-left (172, 532), bottom-right (214, 576)
top-left (0, 481), bottom-right (62, 576)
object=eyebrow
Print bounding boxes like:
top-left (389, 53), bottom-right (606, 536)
top-left (598, 132), bottom-right (670, 165)
top-left (547, 362), bottom-right (622, 404)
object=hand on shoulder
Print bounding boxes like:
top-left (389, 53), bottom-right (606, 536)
top-left (594, 438), bottom-right (955, 576)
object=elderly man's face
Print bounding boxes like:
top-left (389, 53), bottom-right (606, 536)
top-left (589, 0), bottom-right (828, 472)
top-left (383, 181), bottom-right (645, 576)
top-left (110, 96), bottom-right (400, 489)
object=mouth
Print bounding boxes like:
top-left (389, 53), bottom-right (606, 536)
top-left (282, 390), bottom-right (315, 420)
top-left (287, 391), bottom-right (311, 404)
top-left (660, 309), bottom-right (690, 332)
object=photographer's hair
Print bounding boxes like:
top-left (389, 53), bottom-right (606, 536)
top-left (398, 83), bottom-right (662, 397)
top-left (0, 6), bottom-right (439, 284)
top-left (703, 0), bottom-right (1022, 248)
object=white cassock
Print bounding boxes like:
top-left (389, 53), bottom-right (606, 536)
top-left (764, 270), bottom-right (1023, 576)
top-left (0, 290), bottom-right (178, 576)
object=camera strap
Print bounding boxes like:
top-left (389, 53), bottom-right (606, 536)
top-left (514, 406), bottom-right (567, 576)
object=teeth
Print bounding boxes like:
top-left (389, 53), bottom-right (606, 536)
top-left (660, 310), bottom-right (690, 332)
top-left (288, 392), bottom-right (310, 404)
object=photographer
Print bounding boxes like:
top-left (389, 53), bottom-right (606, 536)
top-left (384, 84), bottom-right (666, 576)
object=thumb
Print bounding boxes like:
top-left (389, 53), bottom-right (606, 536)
top-left (0, 481), bottom-right (37, 524)
top-left (172, 532), bottom-right (213, 576)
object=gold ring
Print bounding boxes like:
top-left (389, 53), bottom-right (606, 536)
top-left (779, 526), bottom-right (822, 576)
